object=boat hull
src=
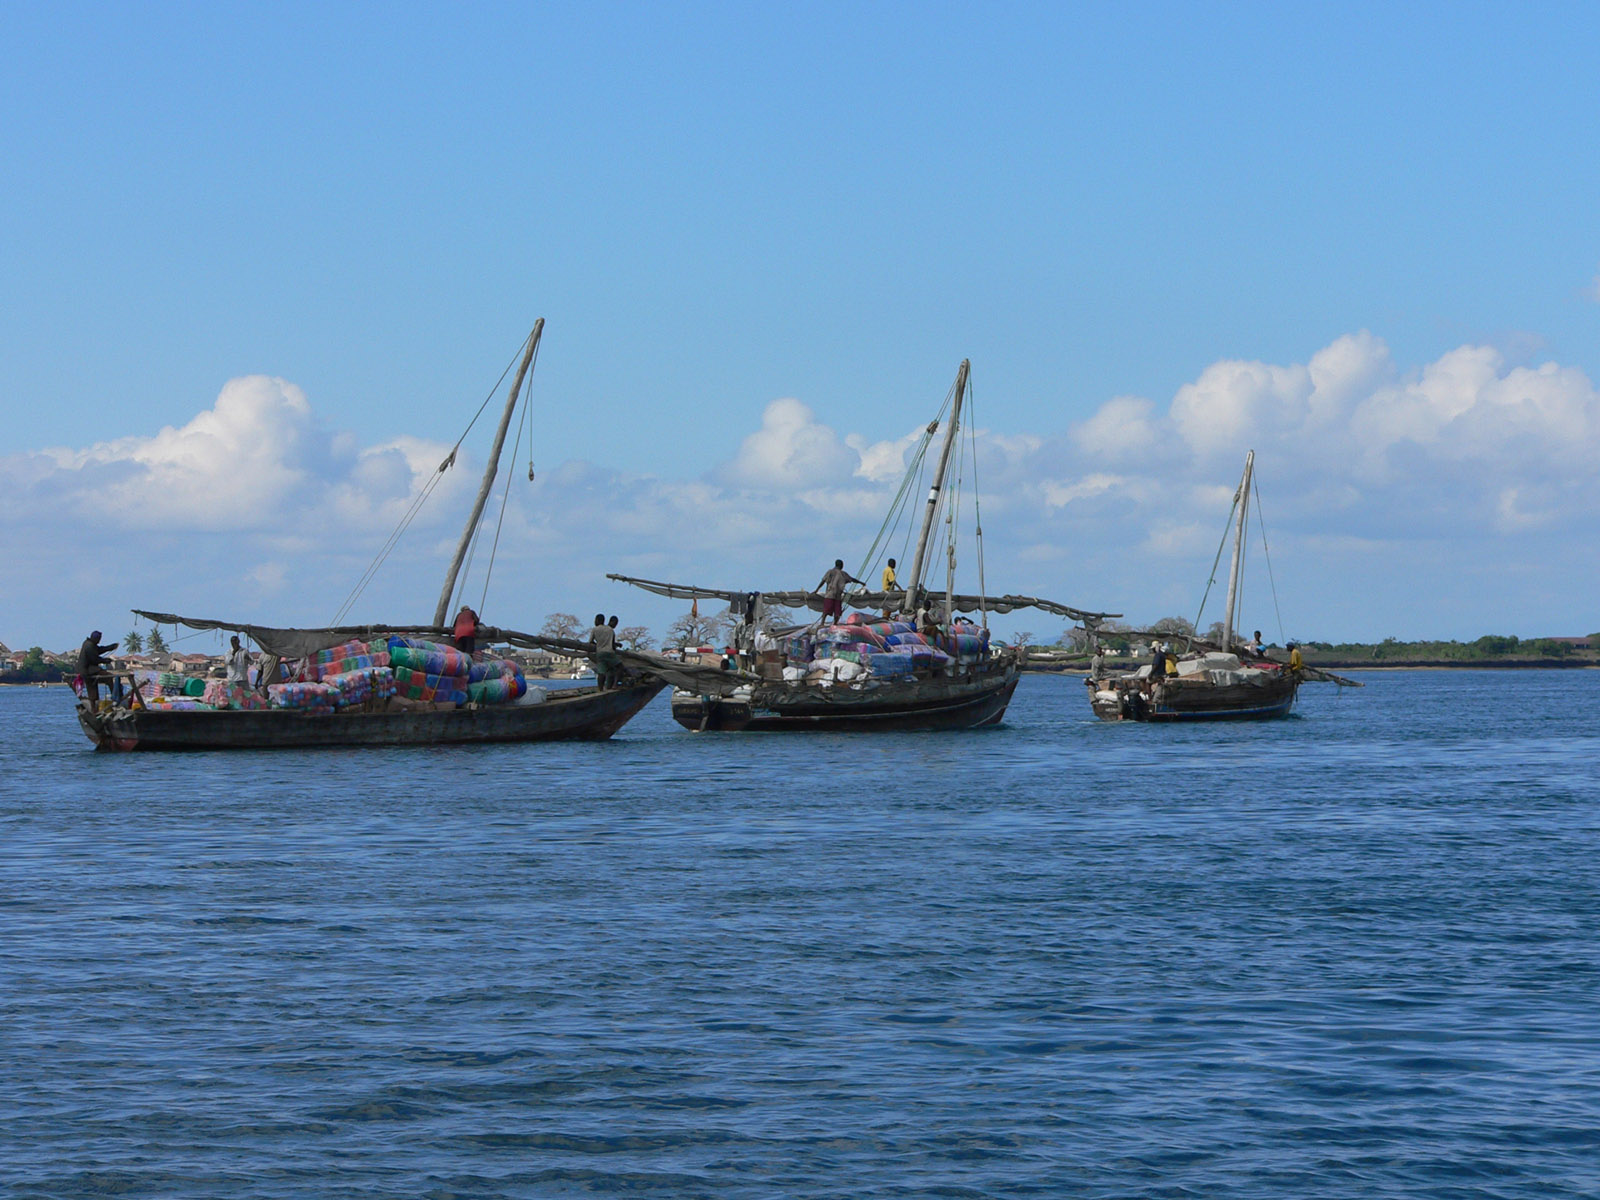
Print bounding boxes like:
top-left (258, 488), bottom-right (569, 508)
top-left (76, 682), bottom-right (665, 752)
top-left (671, 668), bottom-right (1019, 733)
top-left (1088, 674), bottom-right (1298, 723)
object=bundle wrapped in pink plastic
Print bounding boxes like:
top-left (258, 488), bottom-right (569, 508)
top-left (821, 623), bottom-right (886, 649)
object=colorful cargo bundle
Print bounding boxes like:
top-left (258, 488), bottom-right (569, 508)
top-left (950, 632), bottom-right (988, 658)
top-left (388, 641), bottom-right (473, 679)
top-left (390, 666), bottom-right (469, 705)
top-left (466, 658), bottom-right (527, 706)
top-left (199, 680), bottom-right (270, 710)
top-left (304, 637), bottom-right (391, 682)
top-left (135, 670), bottom-right (205, 697)
top-left (267, 681), bottom-right (338, 714)
top-left (142, 695), bottom-right (216, 711)
top-left (322, 666), bottom-right (397, 708)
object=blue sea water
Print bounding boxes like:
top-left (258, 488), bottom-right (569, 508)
top-left (4, 670), bottom-right (1600, 1199)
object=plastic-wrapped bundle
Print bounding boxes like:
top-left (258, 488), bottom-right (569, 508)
top-left (389, 644), bottom-right (473, 678)
top-left (865, 651), bottom-right (915, 677)
top-left (387, 637), bottom-right (460, 657)
top-left (391, 665), bottom-right (468, 705)
top-left (133, 670), bottom-right (184, 697)
top-left (267, 681), bottom-right (337, 713)
top-left (323, 668), bottom-right (374, 708)
top-left (829, 649), bottom-right (864, 665)
top-left (950, 633), bottom-right (988, 657)
top-left (145, 671), bottom-right (190, 696)
top-left (885, 631), bottom-right (928, 647)
top-left (144, 695), bottom-right (216, 712)
top-left (305, 648), bottom-right (391, 681)
top-left (807, 657), bottom-right (865, 683)
top-left (467, 666), bottom-right (528, 705)
top-left (820, 623), bottom-right (886, 650)
top-left (368, 666), bottom-right (397, 701)
top-left (200, 680), bottom-right (269, 710)
top-left (467, 657), bottom-right (520, 684)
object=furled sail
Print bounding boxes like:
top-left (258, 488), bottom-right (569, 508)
top-left (604, 574), bottom-right (1120, 624)
top-left (132, 610), bottom-right (747, 694)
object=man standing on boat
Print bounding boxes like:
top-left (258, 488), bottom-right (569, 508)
top-left (816, 559), bottom-right (860, 624)
top-left (880, 558), bottom-right (899, 619)
top-left (77, 631), bottom-right (118, 707)
top-left (590, 613), bottom-right (620, 689)
top-left (452, 606), bottom-right (479, 655)
top-left (225, 636), bottom-right (252, 688)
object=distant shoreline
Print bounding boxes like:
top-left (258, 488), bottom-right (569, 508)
top-left (1025, 660), bottom-right (1599, 675)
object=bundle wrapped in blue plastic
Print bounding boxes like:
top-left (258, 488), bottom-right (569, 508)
top-left (950, 633), bottom-right (988, 656)
top-left (885, 631), bottom-right (928, 648)
top-left (267, 681), bottom-right (337, 713)
top-left (865, 651), bottom-right (914, 677)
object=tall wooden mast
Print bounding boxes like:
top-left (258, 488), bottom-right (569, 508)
top-left (433, 319), bottom-right (543, 627)
top-left (1221, 449), bottom-right (1254, 653)
top-left (901, 359), bottom-right (968, 616)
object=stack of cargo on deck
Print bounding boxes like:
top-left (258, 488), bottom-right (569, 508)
top-left (776, 611), bottom-right (995, 687)
top-left (131, 635), bottom-right (533, 713)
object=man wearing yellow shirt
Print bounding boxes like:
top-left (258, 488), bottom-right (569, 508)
top-left (1287, 642), bottom-right (1304, 673)
top-left (880, 558), bottom-right (898, 618)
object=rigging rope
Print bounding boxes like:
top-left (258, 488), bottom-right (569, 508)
top-left (1253, 480), bottom-right (1287, 645)
top-left (330, 339), bottom-right (527, 625)
top-left (965, 374), bottom-right (988, 628)
top-left (1192, 491), bottom-right (1242, 634)
top-left (853, 396), bottom-right (948, 593)
top-left (457, 334), bottom-right (544, 620)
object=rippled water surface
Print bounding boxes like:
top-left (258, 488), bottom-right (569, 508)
top-left (6, 671), bottom-right (1600, 1198)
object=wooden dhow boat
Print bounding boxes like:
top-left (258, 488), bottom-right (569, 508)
top-left (1085, 450), bottom-right (1359, 722)
top-left (74, 321), bottom-right (719, 751)
top-left (613, 360), bottom-right (1116, 733)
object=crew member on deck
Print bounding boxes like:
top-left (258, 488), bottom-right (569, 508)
top-left (452, 606), bottom-right (480, 655)
top-left (1287, 642), bottom-right (1304, 673)
top-left (590, 613), bottom-right (620, 689)
top-left (77, 631), bottom-right (118, 707)
top-left (225, 636), bottom-right (252, 688)
top-left (816, 559), bottom-right (859, 623)
top-left (880, 558), bottom-right (898, 618)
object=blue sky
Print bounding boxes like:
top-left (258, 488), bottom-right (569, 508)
top-left (4, 3), bottom-right (1599, 650)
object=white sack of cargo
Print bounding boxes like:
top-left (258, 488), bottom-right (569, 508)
top-left (514, 686), bottom-right (548, 705)
top-left (1176, 657), bottom-right (1207, 677)
top-left (1202, 652), bottom-right (1242, 671)
top-left (782, 666), bottom-right (808, 683)
top-left (808, 657), bottom-right (864, 683)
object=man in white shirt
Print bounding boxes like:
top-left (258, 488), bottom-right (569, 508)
top-left (225, 635), bottom-right (252, 687)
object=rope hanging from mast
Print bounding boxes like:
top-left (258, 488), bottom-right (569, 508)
top-left (329, 330), bottom-right (535, 627)
top-left (1252, 479), bottom-right (1287, 646)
